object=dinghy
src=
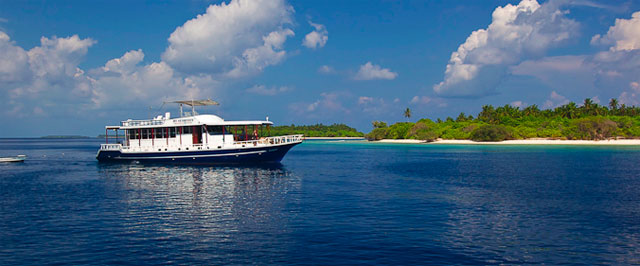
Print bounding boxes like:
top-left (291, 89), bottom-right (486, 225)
top-left (0, 155), bottom-right (26, 163)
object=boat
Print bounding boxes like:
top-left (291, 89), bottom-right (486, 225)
top-left (96, 99), bottom-right (303, 164)
top-left (0, 155), bottom-right (26, 162)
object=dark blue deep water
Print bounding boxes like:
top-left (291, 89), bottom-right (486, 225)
top-left (1, 139), bottom-right (640, 265)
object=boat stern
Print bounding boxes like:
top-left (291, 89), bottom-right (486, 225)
top-left (97, 144), bottom-right (123, 162)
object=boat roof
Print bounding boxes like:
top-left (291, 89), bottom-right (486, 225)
top-left (108, 114), bottom-right (273, 130)
top-left (169, 99), bottom-right (219, 106)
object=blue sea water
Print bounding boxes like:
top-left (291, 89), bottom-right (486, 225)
top-left (1, 138), bottom-right (640, 265)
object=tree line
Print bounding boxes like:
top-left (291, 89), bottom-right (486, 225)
top-left (269, 123), bottom-right (364, 137)
top-left (366, 98), bottom-right (640, 141)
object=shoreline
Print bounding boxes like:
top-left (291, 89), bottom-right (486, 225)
top-left (305, 137), bottom-right (365, 140)
top-left (374, 138), bottom-right (640, 145)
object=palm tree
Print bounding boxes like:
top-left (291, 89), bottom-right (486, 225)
top-left (582, 98), bottom-right (594, 116)
top-left (566, 102), bottom-right (578, 119)
top-left (609, 98), bottom-right (619, 115)
top-left (404, 108), bottom-right (411, 121)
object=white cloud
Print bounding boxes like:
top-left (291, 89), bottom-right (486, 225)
top-left (101, 49), bottom-right (144, 74)
top-left (302, 21), bottom-right (328, 49)
top-left (591, 11), bottom-right (640, 51)
top-left (162, 0), bottom-right (294, 75)
top-left (226, 29), bottom-right (294, 77)
top-left (358, 96), bottom-right (374, 105)
top-left (89, 51), bottom-right (217, 109)
top-left (290, 92), bottom-right (349, 115)
top-left (0, 31), bottom-right (30, 84)
top-left (0, 32), bottom-right (218, 116)
top-left (318, 65), bottom-right (334, 74)
top-left (511, 55), bottom-right (597, 94)
top-left (1, 0), bottom-right (301, 120)
top-left (434, 0), bottom-right (578, 97)
top-left (543, 90), bottom-right (570, 108)
top-left (356, 96), bottom-right (392, 114)
top-left (510, 101), bottom-right (525, 108)
top-left (410, 96), bottom-right (432, 104)
top-left (354, 62), bottom-right (397, 80)
top-left (246, 84), bottom-right (291, 95)
top-left (0, 33), bottom-right (98, 116)
top-left (617, 82), bottom-right (640, 106)
top-left (583, 12), bottom-right (640, 103)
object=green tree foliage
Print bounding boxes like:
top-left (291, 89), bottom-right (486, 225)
top-left (372, 121), bottom-right (388, 129)
top-left (270, 123), bottom-right (364, 137)
top-left (562, 117), bottom-right (618, 140)
top-left (366, 98), bottom-right (640, 141)
top-left (407, 119), bottom-right (438, 141)
top-left (365, 128), bottom-right (388, 140)
top-left (470, 125), bottom-right (513, 141)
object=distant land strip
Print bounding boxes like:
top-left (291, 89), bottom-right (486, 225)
top-left (367, 97), bottom-right (640, 142)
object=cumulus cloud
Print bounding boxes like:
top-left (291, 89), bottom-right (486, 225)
top-left (162, 0), bottom-right (294, 75)
top-left (354, 62), bottom-right (397, 80)
top-left (0, 31), bottom-right (217, 116)
top-left (0, 32), bottom-right (98, 116)
top-left (591, 11), bottom-right (640, 51)
top-left (433, 0), bottom-right (578, 97)
top-left (226, 29), bottom-right (294, 77)
top-left (1, 0), bottom-right (304, 122)
top-left (246, 84), bottom-right (291, 95)
top-left (89, 50), bottom-right (216, 109)
top-left (585, 11), bottom-right (640, 104)
top-left (0, 32), bottom-right (30, 84)
top-left (302, 21), bottom-right (328, 49)
top-left (616, 82), bottom-right (640, 106)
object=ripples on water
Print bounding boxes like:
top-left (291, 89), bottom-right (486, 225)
top-left (1, 139), bottom-right (640, 265)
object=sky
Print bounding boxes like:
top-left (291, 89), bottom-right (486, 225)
top-left (1, 0), bottom-right (640, 137)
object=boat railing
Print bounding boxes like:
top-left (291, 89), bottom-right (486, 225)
top-left (234, 134), bottom-right (304, 146)
top-left (100, 144), bottom-right (122, 151)
top-left (100, 135), bottom-right (303, 151)
top-left (121, 119), bottom-right (164, 127)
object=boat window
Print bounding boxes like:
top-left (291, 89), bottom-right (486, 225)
top-left (155, 128), bottom-right (163, 138)
top-left (206, 126), bottom-right (224, 135)
top-left (127, 129), bottom-right (135, 139)
top-left (142, 129), bottom-right (149, 139)
top-left (169, 127), bottom-right (176, 138)
top-left (183, 126), bottom-right (192, 134)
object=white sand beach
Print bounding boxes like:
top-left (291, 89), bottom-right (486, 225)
top-left (375, 138), bottom-right (640, 145)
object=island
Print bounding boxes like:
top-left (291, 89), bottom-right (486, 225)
top-left (365, 98), bottom-right (640, 144)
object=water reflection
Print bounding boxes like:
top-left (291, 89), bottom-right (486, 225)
top-left (97, 163), bottom-right (300, 260)
top-left (439, 153), bottom-right (640, 264)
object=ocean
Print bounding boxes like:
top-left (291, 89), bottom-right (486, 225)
top-left (1, 138), bottom-right (639, 265)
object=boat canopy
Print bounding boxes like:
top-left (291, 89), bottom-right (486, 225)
top-left (170, 99), bottom-right (219, 106)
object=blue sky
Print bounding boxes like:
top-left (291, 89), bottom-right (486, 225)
top-left (1, 0), bottom-right (640, 137)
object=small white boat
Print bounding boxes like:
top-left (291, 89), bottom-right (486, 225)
top-left (0, 155), bottom-right (27, 163)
